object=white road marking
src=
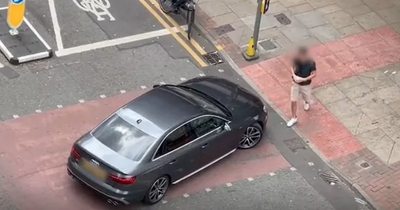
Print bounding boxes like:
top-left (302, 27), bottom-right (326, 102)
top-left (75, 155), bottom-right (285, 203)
top-left (160, 81), bottom-right (166, 85)
top-left (48, 0), bottom-right (64, 50)
top-left (140, 85), bottom-right (147, 89)
top-left (308, 162), bottom-right (314, 166)
top-left (290, 167), bottom-right (297, 171)
top-left (73, 0), bottom-right (115, 21)
top-left (161, 200), bottom-right (168, 204)
top-left (247, 177), bottom-right (254, 181)
top-left (269, 172), bottom-right (276, 176)
top-left (55, 25), bottom-right (188, 57)
top-left (0, 62), bottom-right (3, 68)
top-left (57, 105), bottom-right (63, 108)
top-left (205, 188), bottom-right (212, 192)
top-left (12, 115), bottom-right (19, 119)
top-left (226, 183), bottom-right (232, 187)
top-left (100, 94), bottom-right (106, 98)
top-left (79, 99), bottom-right (85, 103)
top-left (183, 194), bottom-right (189, 198)
top-left (120, 90), bottom-right (126, 94)
top-left (180, 77), bottom-right (186, 81)
top-left (35, 110), bottom-right (42, 113)
top-left (199, 73), bottom-right (205, 77)
top-left (218, 69), bottom-right (224, 73)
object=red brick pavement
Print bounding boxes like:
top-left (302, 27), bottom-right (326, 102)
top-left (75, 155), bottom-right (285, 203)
top-left (242, 26), bottom-right (400, 161)
top-left (0, 90), bottom-right (289, 210)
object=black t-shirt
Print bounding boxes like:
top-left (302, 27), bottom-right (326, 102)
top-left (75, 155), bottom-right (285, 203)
top-left (292, 58), bottom-right (316, 86)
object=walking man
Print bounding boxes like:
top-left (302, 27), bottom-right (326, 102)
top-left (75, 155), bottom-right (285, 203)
top-left (286, 47), bottom-right (316, 127)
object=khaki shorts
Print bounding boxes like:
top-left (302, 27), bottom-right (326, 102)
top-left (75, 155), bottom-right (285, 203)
top-left (290, 83), bottom-right (312, 102)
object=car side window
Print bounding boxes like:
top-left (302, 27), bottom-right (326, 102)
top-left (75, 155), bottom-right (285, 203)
top-left (190, 116), bottom-right (225, 137)
top-left (154, 124), bottom-right (196, 159)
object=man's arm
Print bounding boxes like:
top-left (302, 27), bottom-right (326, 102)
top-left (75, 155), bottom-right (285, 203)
top-left (304, 62), bottom-right (316, 81)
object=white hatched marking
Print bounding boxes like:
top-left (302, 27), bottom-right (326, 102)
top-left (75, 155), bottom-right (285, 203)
top-left (161, 200), bottom-right (168, 204)
top-left (12, 115), bottom-right (19, 119)
top-left (180, 77), bottom-right (187, 81)
top-left (269, 172), bottom-right (276, 176)
top-left (247, 177), bottom-right (254, 181)
top-left (57, 105), bottom-right (63, 108)
top-left (199, 73), bottom-right (205, 77)
top-left (308, 162), bottom-right (314, 166)
top-left (140, 85), bottom-right (147, 89)
top-left (0, 62), bottom-right (4, 68)
top-left (205, 188), bottom-right (212, 192)
top-left (290, 167), bottom-right (296, 171)
top-left (226, 182), bottom-right (232, 187)
top-left (100, 94), bottom-right (106, 98)
top-left (183, 193), bottom-right (189, 198)
top-left (120, 90), bottom-right (126, 94)
top-left (35, 110), bottom-right (42, 113)
top-left (160, 81), bottom-right (166, 85)
top-left (218, 69), bottom-right (224, 73)
top-left (79, 99), bottom-right (85, 103)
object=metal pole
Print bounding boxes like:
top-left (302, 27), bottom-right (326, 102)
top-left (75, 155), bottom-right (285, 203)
top-left (253, 0), bottom-right (263, 52)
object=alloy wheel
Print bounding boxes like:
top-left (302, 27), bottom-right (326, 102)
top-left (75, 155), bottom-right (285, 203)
top-left (148, 177), bottom-right (169, 203)
top-left (239, 126), bottom-right (262, 149)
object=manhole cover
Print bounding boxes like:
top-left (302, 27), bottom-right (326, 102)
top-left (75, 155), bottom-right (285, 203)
top-left (318, 171), bottom-right (340, 185)
top-left (0, 66), bottom-right (19, 79)
top-left (213, 24), bottom-right (235, 36)
top-left (202, 51), bottom-right (224, 65)
top-left (356, 160), bottom-right (372, 170)
top-left (274, 13), bottom-right (291, 25)
top-left (283, 138), bottom-right (307, 152)
top-left (360, 162), bottom-right (370, 168)
top-left (259, 40), bottom-right (277, 51)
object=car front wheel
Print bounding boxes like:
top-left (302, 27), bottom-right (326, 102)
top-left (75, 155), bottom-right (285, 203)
top-left (143, 175), bottom-right (170, 205)
top-left (238, 123), bottom-right (263, 149)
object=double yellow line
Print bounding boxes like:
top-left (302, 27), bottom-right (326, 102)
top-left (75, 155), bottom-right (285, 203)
top-left (138, 0), bottom-right (208, 67)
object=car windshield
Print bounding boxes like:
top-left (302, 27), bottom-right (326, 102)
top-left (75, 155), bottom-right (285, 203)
top-left (167, 85), bottom-right (231, 117)
top-left (92, 114), bottom-right (157, 161)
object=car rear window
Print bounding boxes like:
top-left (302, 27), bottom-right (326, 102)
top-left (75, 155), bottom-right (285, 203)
top-left (92, 114), bottom-right (157, 161)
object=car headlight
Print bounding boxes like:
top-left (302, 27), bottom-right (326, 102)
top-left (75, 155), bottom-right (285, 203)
top-left (263, 105), bottom-right (268, 113)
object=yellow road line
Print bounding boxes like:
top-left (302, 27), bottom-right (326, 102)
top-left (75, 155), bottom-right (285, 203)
top-left (138, 0), bottom-right (208, 67)
top-left (148, 0), bottom-right (207, 55)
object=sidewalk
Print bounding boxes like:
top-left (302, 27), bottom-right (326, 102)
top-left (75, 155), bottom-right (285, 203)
top-left (196, 0), bottom-right (400, 209)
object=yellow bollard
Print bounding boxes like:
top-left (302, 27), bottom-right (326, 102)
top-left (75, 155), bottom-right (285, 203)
top-left (246, 37), bottom-right (256, 57)
top-left (7, 0), bottom-right (26, 35)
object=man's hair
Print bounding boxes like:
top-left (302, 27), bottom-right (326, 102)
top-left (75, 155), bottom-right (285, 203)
top-left (298, 46), bottom-right (308, 55)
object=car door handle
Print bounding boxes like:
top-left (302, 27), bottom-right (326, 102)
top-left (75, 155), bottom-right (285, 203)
top-left (201, 143), bottom-right (209, 149)
top-left (169, 160), bottom-right (177, 165)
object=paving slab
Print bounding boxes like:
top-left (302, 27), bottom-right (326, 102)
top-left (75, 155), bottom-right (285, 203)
top-left (359, 99), bottom-right (397, 121)
top-left (305, 0), bottom-right (334, 8)
top-left (362, 0), bottom-right (394, 10)
top-left (278, 0), bottom-right (307, 7)
top-left (242, 14), bottom-right (281, 31)
top-left (294, 11), bottom-right (329, 28)
top-left (373, 86), bottom-right (400, 104)
top-left (376, 7), bottom-right (400, 24)
top-left (324, 10), bottom-right (356, 29)
top-left (335, 0), bottom-right (364, 8)
top-left (280, 25), bottom-right (311, 42)
top-left (199, 1), bottom-right (232, 17)
top-left (354, 12), bottom-right (387, 30)
top-left (211, 13), bottom-right (240, 26)
top-left (358, 71), bottom-right (396, 90)
top-left (388, 100), bottom-right (400, 116)
top-left (228, 0), bottom-right (257, 18)
top-left (337, 23), bottom-right (365, 36)
top-left (309, 24), bottom-right (342, 42)
top-left (288, 3), bottom-right (314, 14)
top-left (343, 4), bottom-right (372, 16)
top-left (316, 4), bottom-right (342, 14)
top-left (267, 2), bottom-right (289, 14)
top-left (392, 22), bottom-right (400, 34)
top-left (334, 76), bottom-right (364, 90)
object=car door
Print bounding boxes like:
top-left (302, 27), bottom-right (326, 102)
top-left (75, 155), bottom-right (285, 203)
top-left (152, 123), bottom-right (201, 183)
top-left (189, 115), bottom-right (234, 167)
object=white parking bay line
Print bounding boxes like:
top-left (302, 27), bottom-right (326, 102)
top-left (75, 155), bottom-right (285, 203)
top-left (48, 0), bottom-right (64, 50)
top-left (0, 62), bottom-right (4, 68)
top-left (55, 25), bottom-right (188, 57)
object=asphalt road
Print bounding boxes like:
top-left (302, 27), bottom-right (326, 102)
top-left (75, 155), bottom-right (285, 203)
top-left (0, 0), bottom-right (373, 210)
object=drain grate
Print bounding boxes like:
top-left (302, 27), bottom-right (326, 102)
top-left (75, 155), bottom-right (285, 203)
top-left (213, 24), bottom-right (235, 36)
top-left (283, 138), bottom-right (307, 152)
top-left (259, 40), bottom-right (277, 51)
top-left (318, 171), bottom-right (340, 185)
top-left (355, 160), bottom-right (372, 170)
top-left (0, 66), bottom-right (19, 79)
top-left (203, 51), bottom-right (224, 65)
top-left (274, 13), bottom-right (291, 25)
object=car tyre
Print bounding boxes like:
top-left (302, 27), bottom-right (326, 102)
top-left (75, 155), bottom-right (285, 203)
top-left (142, 175), bottom-right (170, 205)
top-left (238, 123), bottom-right (263, 149)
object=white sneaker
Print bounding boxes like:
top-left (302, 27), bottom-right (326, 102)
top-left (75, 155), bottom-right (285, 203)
top-left (304, 102), bottom-right (310, 111)
top-left (287, 118), bottom-right (297, 127)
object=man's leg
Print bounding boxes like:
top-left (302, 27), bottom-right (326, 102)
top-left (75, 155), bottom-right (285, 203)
top-left (300, 85), bottom-right (312, 111)
top-left (287, 83), bottom-right (300, 127)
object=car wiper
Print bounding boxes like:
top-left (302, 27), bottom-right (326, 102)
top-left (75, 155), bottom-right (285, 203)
top-left (174, 85), bottom-right (233, 118)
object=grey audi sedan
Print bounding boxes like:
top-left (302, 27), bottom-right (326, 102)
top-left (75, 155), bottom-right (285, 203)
top-left (67, 76), bottom-right (268, 205)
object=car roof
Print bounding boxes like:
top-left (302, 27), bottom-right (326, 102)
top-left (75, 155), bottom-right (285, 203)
top-left (122, 86), bottom-right (206, 134)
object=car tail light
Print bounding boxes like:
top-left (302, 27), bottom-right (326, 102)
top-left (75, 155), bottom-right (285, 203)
top-left (109, 174), bottom-right (136, 185)
top-left (71, 146), bottom-right (81, 161)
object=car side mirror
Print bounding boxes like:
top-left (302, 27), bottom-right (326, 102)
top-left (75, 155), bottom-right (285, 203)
top-left (224, 123), bottom-right (231, 131)
top-left (153, 84), bottom-right (160, 88)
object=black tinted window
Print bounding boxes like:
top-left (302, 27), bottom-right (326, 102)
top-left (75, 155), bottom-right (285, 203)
top-left (190, 116), bottom-right (225, 137)
top-left (92, 114), bottom-right (157, 161)
top-left (155, 125), bottom-right (196, 158)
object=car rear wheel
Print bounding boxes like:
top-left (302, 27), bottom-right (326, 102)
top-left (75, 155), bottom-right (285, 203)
top-left (143, 175), bottom-right (170, 205)
top-left (238, 123), bottom-right (263, 149)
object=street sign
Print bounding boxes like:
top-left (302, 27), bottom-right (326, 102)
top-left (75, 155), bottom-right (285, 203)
top-left (7, 0), bottom-right (26, 35)
top-left (261, 0), bottom-right (270, 15)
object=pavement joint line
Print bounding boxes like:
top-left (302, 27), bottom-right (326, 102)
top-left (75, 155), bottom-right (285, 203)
top-left (100, 95), bottom-right (106, 98)
top-left (140, 85), bottom-right (147, 89)
top-left (120, 90), bottom-right (126, 94)
top-left (308, 162), bottom-right (315, 166)
top-left (12, 115), bottom-right (19, 119)
top-left (35, 110), bottom-right (42, 113)
top-left (138, 0), bottom-right (207, 67)
top-left (269, 172), bottom-right (276, 176)
top-left (205, 188), bottom-right (212, 192)
top-left (226, 182), bottom-right (232, 187)
top-left (57, 105), bottom-right (63, 108)
top-left (183, 193), bottom-right (189, 198)
top-left (180, 77), bottom-right (187, 81)
top-left (79, 99), bottom-right (85, 103)
top-left (147, 0), bottom-right (207, 55)
top-left (247, 177), bottom-right (254, 181)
